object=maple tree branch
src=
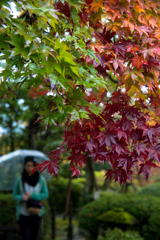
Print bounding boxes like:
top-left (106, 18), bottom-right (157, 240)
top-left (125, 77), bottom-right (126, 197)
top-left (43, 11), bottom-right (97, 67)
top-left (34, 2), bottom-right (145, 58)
top-left (106, 72), bottom-right (118, 84)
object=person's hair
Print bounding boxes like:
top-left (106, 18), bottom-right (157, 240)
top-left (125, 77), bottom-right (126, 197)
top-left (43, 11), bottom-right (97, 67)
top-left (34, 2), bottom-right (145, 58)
top-left (22, 156), bottom-right (39, 186)
top-left (24, 156), bottom-right (36, 167)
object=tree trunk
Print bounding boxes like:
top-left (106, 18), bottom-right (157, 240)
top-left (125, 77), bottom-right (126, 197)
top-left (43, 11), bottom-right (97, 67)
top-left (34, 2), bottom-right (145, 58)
top-left (63, 176), bottom-right (72, 220)
top-left (8, 121), bottom-right (14, 152)
top-left (27, 113), bottom-right (39, 150)
top-left (136, 163), bottom-right (143, 187)
top-left (83, 157), bottom-right (97, 201)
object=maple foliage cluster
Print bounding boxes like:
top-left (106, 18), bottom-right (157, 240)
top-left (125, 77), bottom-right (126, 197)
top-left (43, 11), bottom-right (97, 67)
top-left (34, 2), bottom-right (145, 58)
top-left (32, 0), bottom-right (160, 184)
top-left (1, 0), bottom-right (160, 184)
top-left (33, 90), bottom-right (160, 185)
top-left (31, 0), bottom-right (160, 184)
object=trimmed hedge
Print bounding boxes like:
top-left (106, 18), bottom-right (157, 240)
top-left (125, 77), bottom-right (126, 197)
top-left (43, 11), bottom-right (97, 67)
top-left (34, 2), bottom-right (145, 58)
top-left (0, 194), bottom-right (17, 225)
top-left (48, 177), bottom-right (83, 213)
top-left (78, 192), bottom-right (160, 240)
top-left (137, 183), bottom-right (160, 197)
top-left (98, 208), bottom-right (137, 227)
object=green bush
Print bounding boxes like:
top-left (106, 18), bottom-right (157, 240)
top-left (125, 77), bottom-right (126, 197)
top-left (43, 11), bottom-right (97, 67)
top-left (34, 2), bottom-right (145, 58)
top-left (0, 194), bottom-right (17, 225)
top-left (78, 192), bottom-right (160, 240)
top-left (98, 208), bottom-right (137, 227)
top-left (48, 177), bottom-right (83, 213)
top-left (137, 183), bottom-right (160, 197)
top-left (98, 228), bottom-right (143, 240)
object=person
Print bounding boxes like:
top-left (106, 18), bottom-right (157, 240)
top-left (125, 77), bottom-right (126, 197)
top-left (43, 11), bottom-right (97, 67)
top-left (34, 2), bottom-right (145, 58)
top-left (13, 156), bottom-right (49, 240)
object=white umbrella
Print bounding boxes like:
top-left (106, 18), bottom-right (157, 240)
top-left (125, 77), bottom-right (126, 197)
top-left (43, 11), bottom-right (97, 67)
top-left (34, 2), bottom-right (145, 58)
top-left (0, 149), bottom-right (50, 191)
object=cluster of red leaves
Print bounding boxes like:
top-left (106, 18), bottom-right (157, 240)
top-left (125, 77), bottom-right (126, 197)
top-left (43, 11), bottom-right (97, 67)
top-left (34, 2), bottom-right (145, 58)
top-left (28, 86), bottom-right (49, 99)
top-left (34, 91), bottom-right (160, 185)
top-left (30, 0), bottom-right (160, 184)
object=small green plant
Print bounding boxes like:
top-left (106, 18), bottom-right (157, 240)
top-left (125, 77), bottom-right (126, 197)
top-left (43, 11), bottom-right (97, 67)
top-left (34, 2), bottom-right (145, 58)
top-left (98, 208), bottom-right (137, 226)
top-left (98, 228), bottom-right (143, 240)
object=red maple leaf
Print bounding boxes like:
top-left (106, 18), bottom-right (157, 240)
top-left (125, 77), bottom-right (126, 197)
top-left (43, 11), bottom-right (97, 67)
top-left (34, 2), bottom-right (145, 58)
top-left (117, 156), bottom-right (135, 172)
top-left (121, 118), bottom-right (134, 131)
top-left (89, 148), bottom-right (108, 163)
top-left (84, 138), bottom-right (98, 152)
top-left (69, 153), bottom-right (87, 167)
top-left (138, 160), bottom-right (159, 180)
top-left (112, 41), bottom-right (126, 58)
top-left (97, 132), bottom-right (116, 147)
top-left (142, 128), bottom-right (156, 145)
top-left (135, 142), bottom-right (147, 156)
top-left (117, 129), bottom-right (127, 141)
top-left (95, 28), bottom-right (116, 44)
top-left (49, 147), bottom-right (65, 161)
top-left (124, 106), bottom-right (142, 121)
top-left (114, 142), bottom-right (127, 155)
top-left (148, 144), bottom-right (160, 163)
top-left (69, 165), bottom-right (82, 178)
top-left (31, 160), bottom-right (60, 178)
top-left (104, 169), bottom-right (133, 185)
top-left (130, 129), bottom-right (143, 144)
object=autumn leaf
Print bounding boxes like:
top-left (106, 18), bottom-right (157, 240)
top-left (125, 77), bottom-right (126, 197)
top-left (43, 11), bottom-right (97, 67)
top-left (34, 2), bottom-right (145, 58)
top-left (69, 165), bottom-right (82, 178)
top-left (31, 160), bottom-right (60, 178)
top-left (139, 160), bottom-right (159, 180)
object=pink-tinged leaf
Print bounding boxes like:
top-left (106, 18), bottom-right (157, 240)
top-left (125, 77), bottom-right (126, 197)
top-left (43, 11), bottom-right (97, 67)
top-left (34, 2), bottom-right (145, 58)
top-left (85, 139), bottom-right (98, 152)
top-left (139, 160), bottom-right (159, 180)
top-left (135, 142), bottom-right (147, 155)
top-left (142, 128), bottom-right (156, 144)
top-left (148, 145), bottom-right (160, 163)
top-left (97, 132), bottom-right (116, 147)
top-left (117, 157), bottom-right (133, 172)
top-left (69, 165), bottom-right (82, 178)
top-left (114, 143), bottom-right (126, 155)
top-left (112, 42), bottom-right (126, 58)
top-left (117, 130), bottom-right (127, 140)
top-left (113, 59), bottom-right (118, 71)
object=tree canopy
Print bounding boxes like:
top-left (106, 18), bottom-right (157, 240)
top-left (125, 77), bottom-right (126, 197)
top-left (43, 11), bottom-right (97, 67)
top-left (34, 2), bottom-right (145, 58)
top-left (0, 0), bottom-right (160, 184)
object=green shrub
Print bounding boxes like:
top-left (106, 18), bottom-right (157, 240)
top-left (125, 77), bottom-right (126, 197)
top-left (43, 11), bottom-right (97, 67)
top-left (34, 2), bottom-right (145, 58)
top-left (59, 162), bottom-right (72, 179)
top-left (48, 177), bottom-right (83, 213)
top-left (137, 183), bottom-right (160, 197)
top-left (98, 208), bottom-right (137, 227)
top-left (98, 228), bottom-right (143, 240)
top-left (0, 194), bottom-right (17, 225)
top-left (78, 192), bottom-right (160, 240)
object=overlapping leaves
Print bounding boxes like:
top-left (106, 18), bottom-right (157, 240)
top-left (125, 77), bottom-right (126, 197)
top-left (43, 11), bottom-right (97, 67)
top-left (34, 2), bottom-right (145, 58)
top-left (37, 91), bottom-right (160, 184)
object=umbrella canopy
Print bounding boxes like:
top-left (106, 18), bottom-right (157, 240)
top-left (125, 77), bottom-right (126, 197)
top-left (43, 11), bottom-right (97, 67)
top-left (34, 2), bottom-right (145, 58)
top-left (0, 149), bottom-right (50, 191)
